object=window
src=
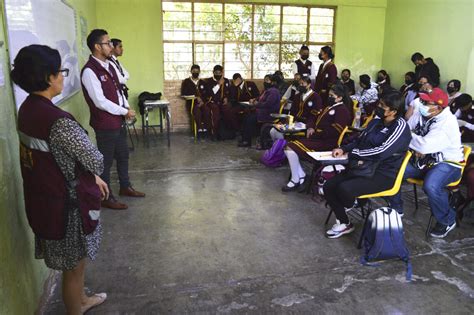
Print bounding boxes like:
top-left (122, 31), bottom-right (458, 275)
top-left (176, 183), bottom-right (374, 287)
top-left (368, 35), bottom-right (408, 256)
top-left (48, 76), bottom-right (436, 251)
top-left (162, 1), bottom-right (335, 80)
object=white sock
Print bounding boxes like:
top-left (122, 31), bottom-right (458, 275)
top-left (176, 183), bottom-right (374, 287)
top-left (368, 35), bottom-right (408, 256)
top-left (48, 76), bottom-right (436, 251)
top-left (284, 149), bottom-right (303, 185)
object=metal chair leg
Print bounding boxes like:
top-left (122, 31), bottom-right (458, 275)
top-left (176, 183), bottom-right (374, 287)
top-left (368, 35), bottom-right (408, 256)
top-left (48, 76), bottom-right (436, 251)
top-left (324, 209), bottom-right (333, 225)
top-left (357, 200), bottom-right (372, 249)
top-left (425, 215), bottom-right (434, 237)
top-left (413, 183), bottom-right (419, 211)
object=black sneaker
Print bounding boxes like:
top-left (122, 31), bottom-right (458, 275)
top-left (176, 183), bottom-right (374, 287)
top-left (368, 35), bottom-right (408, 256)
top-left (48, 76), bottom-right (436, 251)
top-left (430, 222), bottom-right (456, 238)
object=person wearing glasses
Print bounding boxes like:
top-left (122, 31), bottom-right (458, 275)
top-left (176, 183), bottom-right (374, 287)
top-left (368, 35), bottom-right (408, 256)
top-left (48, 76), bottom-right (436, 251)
top-left (13, 44), bottom-right (109, 313)
top-left (81, 29), bottom-right (145, 210)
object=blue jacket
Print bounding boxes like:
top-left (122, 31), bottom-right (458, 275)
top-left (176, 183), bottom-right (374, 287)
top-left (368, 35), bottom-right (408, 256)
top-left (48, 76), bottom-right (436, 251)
top-left (342, 116), bottom-right (412, 178)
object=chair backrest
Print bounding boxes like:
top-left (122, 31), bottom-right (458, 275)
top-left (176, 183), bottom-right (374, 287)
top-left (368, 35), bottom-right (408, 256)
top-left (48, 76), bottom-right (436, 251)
top-left (448, 145), bottom-right (472, 186)
top-left (361, 112), bottom-right (375, 128)
top-left (351, 100), bottom-right (359, 127)
top-left (337, 126), bottom-right (350, 146)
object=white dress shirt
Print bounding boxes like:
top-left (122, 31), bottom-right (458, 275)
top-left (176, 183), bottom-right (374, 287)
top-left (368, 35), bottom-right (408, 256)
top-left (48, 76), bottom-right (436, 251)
top-left (292, 58), bottom-right (316, 80)
top-left (109, 55), bottom-right (130, 85)
top-left (81, 55), bottom-right (129, 116)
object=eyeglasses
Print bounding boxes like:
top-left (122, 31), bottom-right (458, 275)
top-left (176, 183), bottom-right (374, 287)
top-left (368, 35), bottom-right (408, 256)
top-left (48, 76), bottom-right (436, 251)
top-left (59, 68), bottom-right (69, 77)
top-left (97, 41), bottom-right (113, 47)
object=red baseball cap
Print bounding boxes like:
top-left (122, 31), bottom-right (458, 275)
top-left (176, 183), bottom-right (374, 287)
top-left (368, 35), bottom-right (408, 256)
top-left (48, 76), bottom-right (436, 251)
top-left (419, 88), bottom-right (449, 108)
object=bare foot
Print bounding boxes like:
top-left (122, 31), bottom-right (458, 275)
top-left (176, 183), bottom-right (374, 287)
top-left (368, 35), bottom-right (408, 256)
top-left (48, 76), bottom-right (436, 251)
top-left (81, 293), bottom-right (107, 314)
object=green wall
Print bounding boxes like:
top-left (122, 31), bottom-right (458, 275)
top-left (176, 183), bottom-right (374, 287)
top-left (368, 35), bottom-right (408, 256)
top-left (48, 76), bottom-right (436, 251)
top-left (382, 0), bottom-right (474, 93)
top-left (0, 1), bottom-right (96, 313)
top-left (96, 0), bottom-right (387, 111)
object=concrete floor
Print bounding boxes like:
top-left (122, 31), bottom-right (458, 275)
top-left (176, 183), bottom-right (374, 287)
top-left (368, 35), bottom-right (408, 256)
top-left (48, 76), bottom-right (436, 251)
top-left (44, 133), bottom-right (474, 314)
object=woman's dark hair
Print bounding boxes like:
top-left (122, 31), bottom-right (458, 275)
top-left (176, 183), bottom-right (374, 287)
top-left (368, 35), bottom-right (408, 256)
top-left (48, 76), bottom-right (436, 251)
top-left (111, 38), bottom-right (122, 48)
top-left (448, 79), bottom-right (461, 91)
top-left (191, 64), bottom-right (200, 71)
top-left (342, 68), bottom-right (351, 76)
top-left (381, 91), bottom-right (405, 117)
top-left (330, 83), bottom-right (352, 110)
top-left (301, 76), bottom-right (312, 85)
top-left (87, 29), bottom-right (108, 52)
top-left (411, 52), bottom-right (424, 63)
top-left (359, 74), bottom-right (371, 88)
top-left (213, 65), bottom-right (223, 72)
top-left (10, 45), bottom-right (61, 93)
top-left (455, 93), bottom-right (473, 108)
top-left (232, 73), bottom-right (242, 80)
top-left (321, 46), bottom-right (334, 59)
top-left (419, 74), bottom-right (434, 86)
top-left (378, 70), bottom-right (391, 85)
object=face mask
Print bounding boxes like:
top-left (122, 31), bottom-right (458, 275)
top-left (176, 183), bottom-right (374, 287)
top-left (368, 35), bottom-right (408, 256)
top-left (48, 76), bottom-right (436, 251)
top-left (374, 106), bottom-right (386, 119)
top-left (301, 54), bottom-right (309, 60)
top-left (192, 73), bottom-right (199, 79)
top-left (418, 105), bottom-right (431, 117)
top-left (405, 79), bottom-right (413, 85)
top-left (264, 82), bottom-right (272, 90)
top-left (298, 85), bottom-right (307, 93)
top-left (214, 75), bottom-right (222, 81)
top-left (328, 96), bottom-right (336, 106)
top-left (447, 87), bottom-right (456, 94)
top-left (318, 53), bottom-right (324, 60)
top-left (292, 80), bottom-right (300, 87)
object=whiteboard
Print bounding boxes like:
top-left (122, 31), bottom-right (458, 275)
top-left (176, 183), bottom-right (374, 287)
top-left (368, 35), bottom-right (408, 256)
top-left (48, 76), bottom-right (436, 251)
top-left (4, 0), bottom-right (80, 108)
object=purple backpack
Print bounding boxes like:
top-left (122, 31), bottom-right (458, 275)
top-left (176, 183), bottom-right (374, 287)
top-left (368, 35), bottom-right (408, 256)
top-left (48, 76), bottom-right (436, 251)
top-left (260, 139), bottom-right (287, 167)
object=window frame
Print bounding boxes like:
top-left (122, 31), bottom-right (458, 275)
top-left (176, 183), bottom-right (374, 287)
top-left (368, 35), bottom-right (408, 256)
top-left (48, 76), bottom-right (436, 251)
top-left (162, 0), bottom-right (337, 80)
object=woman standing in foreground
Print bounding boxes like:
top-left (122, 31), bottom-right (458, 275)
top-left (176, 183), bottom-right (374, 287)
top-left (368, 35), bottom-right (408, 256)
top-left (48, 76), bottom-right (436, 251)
top-left (12, 45), bottom-right (109, 314)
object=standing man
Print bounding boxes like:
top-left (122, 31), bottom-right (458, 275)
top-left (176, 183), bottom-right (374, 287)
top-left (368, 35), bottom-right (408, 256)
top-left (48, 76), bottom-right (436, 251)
top-left (81, 29), bottom-right (145, 210)
top-left (292, 45), bottom-right (316, 80)
top-left (109, 38), bottom-right (129, 99)
top-left (411, 52), bottom-right (440, 87)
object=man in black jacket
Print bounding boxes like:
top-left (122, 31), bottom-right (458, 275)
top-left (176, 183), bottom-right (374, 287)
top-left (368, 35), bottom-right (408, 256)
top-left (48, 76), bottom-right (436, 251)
top-left (411, 52), bottom-right (440, 87)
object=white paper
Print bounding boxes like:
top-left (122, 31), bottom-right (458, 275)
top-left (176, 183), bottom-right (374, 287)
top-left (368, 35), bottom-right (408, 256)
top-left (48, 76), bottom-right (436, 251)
top-left (307, 151), bottom-right (348, 161)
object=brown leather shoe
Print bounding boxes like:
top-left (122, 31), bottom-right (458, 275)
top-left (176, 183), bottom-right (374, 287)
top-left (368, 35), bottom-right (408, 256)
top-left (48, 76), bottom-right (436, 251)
top-left (101, 198), bottom-right (128, 210)
top-left (119, 186), bottom-right (146, 197)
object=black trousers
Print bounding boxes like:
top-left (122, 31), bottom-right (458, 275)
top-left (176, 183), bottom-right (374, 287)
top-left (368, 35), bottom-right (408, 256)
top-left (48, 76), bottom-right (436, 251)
top-left (95, 126), bottom-right (130, 192)
top-left (241, 112), bottom-right (257, 143)
top-left (324, 171), bottom-right (394, 224)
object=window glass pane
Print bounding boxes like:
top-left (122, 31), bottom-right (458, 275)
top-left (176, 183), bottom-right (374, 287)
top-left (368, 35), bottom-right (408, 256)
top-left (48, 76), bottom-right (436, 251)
top-left (282, 6), bottom-right (307, 42)
top-left (195, 44), bottom-right (223, 78)
top-left (224, 4), bottom-right (252, 41)
top-left (280, 43), bottom-right (303, 78)
top-left (194, 3), bottom-right (223, 41)
top-left (309, 44), bottom-right (326, 70)
top-left (254, 5), bottom-right (280, 42)
top-left (163, 2), bottom-right (192, 40)
top-left (253, 43), bottom-right (279, 79)
top-left (224, 43), bottom-right (252, 79)
top-left (164, 43), bottom-right (193, 80)
top-left (309, 8), bottom-right (334, 42)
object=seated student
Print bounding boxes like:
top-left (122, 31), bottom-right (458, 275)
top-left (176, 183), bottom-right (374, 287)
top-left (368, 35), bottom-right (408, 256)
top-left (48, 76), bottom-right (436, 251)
top-left (351, 74), bottom-right (378, 115)
top-left (181, 64), bottom-right (209, 134)
top-left (274, 70), bottom-right (290, 97)
top-left (282, 73), bottom-right (302, 110)
top-left (376, 70), bottom-right (391, 95)
top-left (281, 84), bottom-right (352, 192)
top-left (239, 74), bottom-right (281, 147)
top-left (289, 77), bottom-right (323, 123)
top-left (340, 69), bottom-right (355, 96)
top-left (202, 65), bottom-right (231, 139)
top-left (390, 88), bottom-right (463, 238)
top-left (229, 73), bottom-right (260, 129)
top-left (455, 94), bottom-right (474, 141)
top-left (324, 92), bottom-right (411, 238)
top-left (405, 75), bottom-right (434, 119)
top-left (447, 79), bottom-right (462, 109)
top-left (400, 71), bottom-right (417, 109)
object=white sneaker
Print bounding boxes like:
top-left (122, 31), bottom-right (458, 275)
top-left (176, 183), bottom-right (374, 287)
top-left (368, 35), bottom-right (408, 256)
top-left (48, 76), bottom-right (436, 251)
top-left (326, 220), bottom-right (355, 239)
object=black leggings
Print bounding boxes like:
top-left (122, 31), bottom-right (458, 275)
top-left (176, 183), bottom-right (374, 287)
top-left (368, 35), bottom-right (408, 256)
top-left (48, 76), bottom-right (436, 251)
top-left (324, 171), bottom-right (395, 224)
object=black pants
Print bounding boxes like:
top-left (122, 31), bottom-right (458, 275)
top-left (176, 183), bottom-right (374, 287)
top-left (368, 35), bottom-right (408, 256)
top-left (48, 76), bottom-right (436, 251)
top-left (241, 112), bottom-right (257, 143)
top-left (95, 126), bottom-right (130, 192)
top-left (324, 171), bottom-right (394, 223)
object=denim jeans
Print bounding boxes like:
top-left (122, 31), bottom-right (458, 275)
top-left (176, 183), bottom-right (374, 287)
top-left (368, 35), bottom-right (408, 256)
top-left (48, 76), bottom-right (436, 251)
top-left (389, 162), bottom-right (461, 226)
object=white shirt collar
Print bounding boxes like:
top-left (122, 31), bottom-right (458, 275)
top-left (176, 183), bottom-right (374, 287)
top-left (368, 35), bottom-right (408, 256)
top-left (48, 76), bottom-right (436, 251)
top-left (299, 58), bottom-right (308, 64)
top-left (302, 89), bottom-right (313, 100)
top-left (190, 76), bottom-right (200, 84)
top-left (448, 91), bottom-right (462, 101)
top-left (239, 81), bottom-right (245, 90)
top-left (323, 59), bottom-right (332, 68)
top-left (91, 55), bottom-right (110, 69)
